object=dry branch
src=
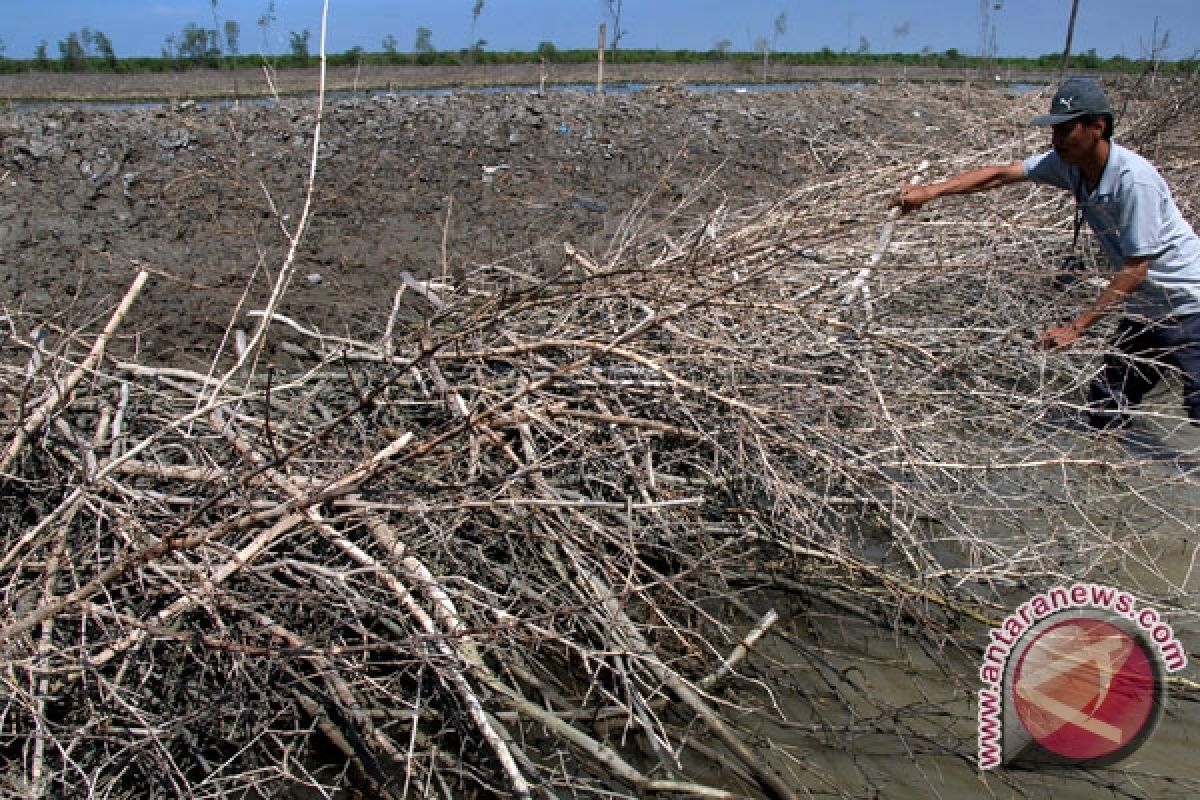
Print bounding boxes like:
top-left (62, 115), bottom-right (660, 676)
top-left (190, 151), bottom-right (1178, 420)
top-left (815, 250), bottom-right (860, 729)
top-left (0, 270), bottom-right (147, 477)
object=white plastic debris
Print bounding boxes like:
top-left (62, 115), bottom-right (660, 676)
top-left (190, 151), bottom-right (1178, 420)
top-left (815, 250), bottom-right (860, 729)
top-left (481, 164), bottom-right (509, 184)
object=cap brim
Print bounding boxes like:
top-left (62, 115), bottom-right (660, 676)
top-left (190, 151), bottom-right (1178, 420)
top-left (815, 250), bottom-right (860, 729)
top-left (1031, 112), bottom-right (1086, 126)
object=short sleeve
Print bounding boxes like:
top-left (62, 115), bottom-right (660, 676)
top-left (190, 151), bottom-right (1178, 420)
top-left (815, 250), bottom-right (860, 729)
top-left (1023, 151), bottom-right (1071, 192)
top-left (1118, 178), bottom-right (1166, 259)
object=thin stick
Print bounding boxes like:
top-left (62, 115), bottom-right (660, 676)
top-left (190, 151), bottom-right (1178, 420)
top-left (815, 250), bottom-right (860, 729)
top-left (440, 194), bottom-right (453, 281)
top-left (699, 609), bottom-right (779, 691)
top-left (381, 286), bottom-right (406, 358)
top-left (210, 0), bottom-right (331, 398)
top-left (841, 160), bottom-right (929, 313)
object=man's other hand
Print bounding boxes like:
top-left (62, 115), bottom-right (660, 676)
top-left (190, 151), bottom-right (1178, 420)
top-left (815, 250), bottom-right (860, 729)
top-left (1040, 324), bottom-right (1082, 350)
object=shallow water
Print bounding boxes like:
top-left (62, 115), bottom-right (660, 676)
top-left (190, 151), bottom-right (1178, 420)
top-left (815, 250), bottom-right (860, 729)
top-left (673, 383), bottom-right (1200, 798)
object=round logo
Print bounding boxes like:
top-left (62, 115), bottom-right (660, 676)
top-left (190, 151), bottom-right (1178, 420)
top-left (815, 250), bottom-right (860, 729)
top-left (1011, 616), bottom-right (1162, 764)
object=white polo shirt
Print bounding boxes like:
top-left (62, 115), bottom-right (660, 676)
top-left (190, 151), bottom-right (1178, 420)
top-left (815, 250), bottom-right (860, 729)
top-left (1024, 142), bottom-right (1200, 319)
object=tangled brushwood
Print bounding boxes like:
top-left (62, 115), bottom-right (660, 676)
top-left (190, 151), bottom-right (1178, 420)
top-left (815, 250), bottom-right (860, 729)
top-left (3, 77), bottom-right (1200, 799)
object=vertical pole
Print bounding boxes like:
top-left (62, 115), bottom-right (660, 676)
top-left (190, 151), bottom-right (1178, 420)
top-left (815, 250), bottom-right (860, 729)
top-left (598, 23), bottom-right (606, 95)
top-left (1060, 0), bottom-right (1081, 75)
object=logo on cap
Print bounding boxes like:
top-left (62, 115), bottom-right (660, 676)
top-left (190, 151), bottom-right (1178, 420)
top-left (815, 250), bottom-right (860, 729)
top-left (1057, 96), bottom-right (1075, 112)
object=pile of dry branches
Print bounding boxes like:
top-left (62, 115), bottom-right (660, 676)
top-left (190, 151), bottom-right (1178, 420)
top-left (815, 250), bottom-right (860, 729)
top-left (2, 78), bottom-right (1198, 799)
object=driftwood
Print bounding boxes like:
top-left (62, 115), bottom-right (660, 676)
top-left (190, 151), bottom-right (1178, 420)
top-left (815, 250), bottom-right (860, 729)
top-left (2, 76), bottom-right (1200, 799)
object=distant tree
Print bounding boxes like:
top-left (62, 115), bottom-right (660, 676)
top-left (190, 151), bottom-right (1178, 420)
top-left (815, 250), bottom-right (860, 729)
top-left (471, 2), bottom-right (485, 46)
top-left (258, 0), bottom-right (277, 53)
top-left (602, 0), bottom-right (626, 51)
top-left (415, 27), bottom-right (435, 55)
top-left (218, 12), bottom-right (242, 95)
top-left (1076, 47), bottom-right (1101, 69)
top-left (89, 29), bottom-right (117, 69)
top-left (754, 35), bottom-right (770, 75)
top-left (58, 32), bottom-right (87, 71)
top-left (289, 29), bottom-right (311, 62)
top-left (714, 38), bottom-right (733, 58)
top-left (0, 37), bottom-right (5, 60)
top-left (1141, 16), bottom-right (1170, 83)
top-left (979, 0), bottom-right (999, 64)
top-left (225, 20), bottom-right (241, 57)
top-left (35, 41), bottom-right (49, 68)
top-left (382, 34), bottom-right (398, 55)
top-left (208, 0), bottom-right (224, 56)
top-left (857, 36), bottom-right (871, 54)
top-left (756, 11), bottom-right (786, 75)
top-left (176, 23), bottom-right (221, 63)
top-left (536, 41), bottom-right (559, 61)
top-left (466, 0), bottom-right (485, 62)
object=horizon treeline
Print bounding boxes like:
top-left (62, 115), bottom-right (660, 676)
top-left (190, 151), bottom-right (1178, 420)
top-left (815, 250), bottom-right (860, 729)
top-left (1, 22), bottom-right (1197, 76)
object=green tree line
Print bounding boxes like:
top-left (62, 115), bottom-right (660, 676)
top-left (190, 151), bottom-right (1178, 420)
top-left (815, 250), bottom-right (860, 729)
top-left (0, 24), bottom-right (1196, 76)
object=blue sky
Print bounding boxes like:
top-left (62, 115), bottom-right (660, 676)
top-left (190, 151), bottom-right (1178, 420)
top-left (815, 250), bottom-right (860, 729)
top-left (3, 1), bottom-right (1198, 61)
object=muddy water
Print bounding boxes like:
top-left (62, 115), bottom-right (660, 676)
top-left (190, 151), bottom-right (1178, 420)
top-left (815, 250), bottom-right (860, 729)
top-left (720, 391), bottom-right (1200, 798)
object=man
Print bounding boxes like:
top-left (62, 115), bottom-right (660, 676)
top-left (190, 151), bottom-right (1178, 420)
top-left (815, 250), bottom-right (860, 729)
top-left (894, 77), bottom-right (1200, 430)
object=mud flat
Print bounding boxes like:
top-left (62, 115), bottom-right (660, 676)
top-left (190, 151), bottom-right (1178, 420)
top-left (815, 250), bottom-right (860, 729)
top-left (0, 75), bottom-right (985, 367)
top-left (1, 74), bottom-right (1198, 798)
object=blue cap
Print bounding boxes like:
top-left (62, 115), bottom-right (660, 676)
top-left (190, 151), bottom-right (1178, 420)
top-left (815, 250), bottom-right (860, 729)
top-left (1031, 78), bottom-right (1112, 125)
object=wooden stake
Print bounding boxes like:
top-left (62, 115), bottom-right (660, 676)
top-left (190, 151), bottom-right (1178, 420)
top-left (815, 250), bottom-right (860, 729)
top-left (597, 23), bottom-right (606, 95)
top-left (1061, 0), bottom-right (1081, 75)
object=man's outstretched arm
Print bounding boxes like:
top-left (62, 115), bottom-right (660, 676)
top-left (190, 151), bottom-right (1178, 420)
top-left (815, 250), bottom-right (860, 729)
top-left (893, 161), bottom-right (1027, 213)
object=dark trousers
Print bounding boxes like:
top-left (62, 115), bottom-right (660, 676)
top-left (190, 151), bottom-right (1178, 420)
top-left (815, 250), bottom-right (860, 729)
top-left (1087, 315), bottom-right (1200, 428)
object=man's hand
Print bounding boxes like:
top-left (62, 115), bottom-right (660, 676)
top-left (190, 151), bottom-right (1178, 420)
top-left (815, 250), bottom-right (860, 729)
top-left (892, 184), bottom-right (934, 214)
top-left (1042, 258), bottom-right (1148, 351)
top-left (1040, 324), bottom-right (1082, 350)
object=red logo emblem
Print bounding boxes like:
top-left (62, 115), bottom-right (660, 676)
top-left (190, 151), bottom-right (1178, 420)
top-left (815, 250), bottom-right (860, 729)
top-left (1012, 617), bottom-right (1159, 763)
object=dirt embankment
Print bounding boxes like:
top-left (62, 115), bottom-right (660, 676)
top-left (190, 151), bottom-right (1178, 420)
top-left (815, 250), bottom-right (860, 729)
top-left (0, 61), bottom-right (1065, 102)
top-left (0, 79), bottom-right (977, 368)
